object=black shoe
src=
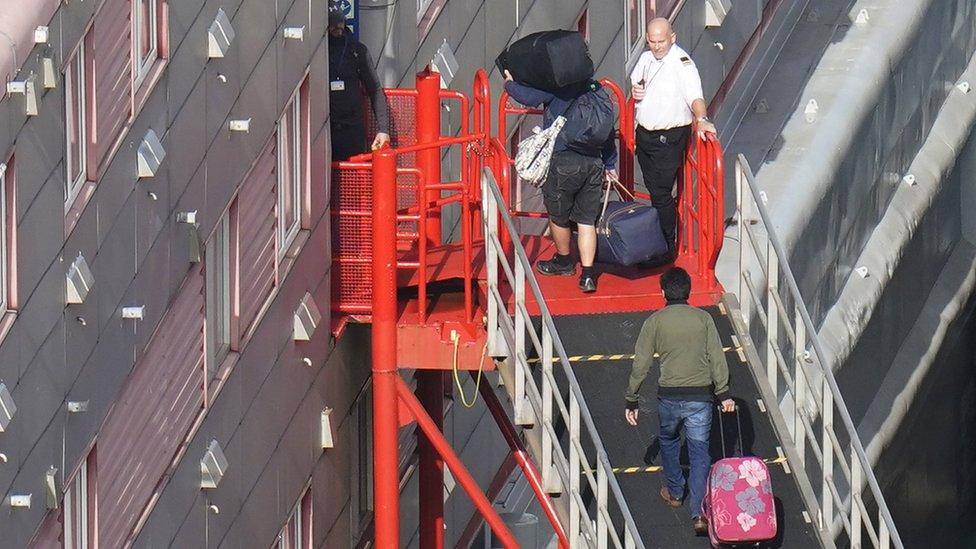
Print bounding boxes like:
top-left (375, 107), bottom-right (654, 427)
top-left (579, 275), bottom-right (597, 293)
top-left (537, 257), bottom-right (575, 276)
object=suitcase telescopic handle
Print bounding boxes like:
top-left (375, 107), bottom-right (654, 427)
top-left (717, 404), bottom-right (744, 459)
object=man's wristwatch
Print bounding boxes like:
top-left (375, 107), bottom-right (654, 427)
top-left (697, 116), bottom-right (710, 124)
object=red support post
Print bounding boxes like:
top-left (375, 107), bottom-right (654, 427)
top-left (417, 69), bottom-right (442, 245)
top-left (372, 149), bottom-right (401, 549)
top-left (395, 377), bottom-right (520, 548)
top-left (417, 371), bottom-right (445, 549)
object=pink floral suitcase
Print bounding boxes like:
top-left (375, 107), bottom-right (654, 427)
top-left (702, 409), bottom-right (777, 546)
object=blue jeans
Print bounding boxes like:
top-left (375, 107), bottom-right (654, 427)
top-left (658, 398), bottom-right (713, 518)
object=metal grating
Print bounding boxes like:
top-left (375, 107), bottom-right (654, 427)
top-left (333, 92), bottom-right (424, 314)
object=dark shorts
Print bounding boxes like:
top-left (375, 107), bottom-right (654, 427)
top-left (543, 151), bottom-right (604, 227)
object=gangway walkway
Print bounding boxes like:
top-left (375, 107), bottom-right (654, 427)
top-left (546, 308), bottom-right (821, 548)
top-left (327, 67), bottom-right (899, 548)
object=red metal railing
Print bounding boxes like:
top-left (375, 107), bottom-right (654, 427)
top-left (496, 90), bottom-right (724, 284)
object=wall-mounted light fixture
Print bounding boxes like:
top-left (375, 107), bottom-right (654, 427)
top-left (201, 439), bottom-right (228, 489)
top-left (6, 77), bottom-right (38, 116)
top-left (66, 400), bottom-right (89, 413)
top-left (137, 129), bottom-right (166, 178)
top-left (283, 26), bottom-right (305, 41)
top-left (320, 408), bottom-right (335, 449)
top-left (45, 467), bottom-right (58, 510)
top-left (0, 383), bottom-right (16, 432)
top-left (66, 254), bottom-right (94, 304)
top-left (122, 306), bottom-right (145, 320)
top-left (208, 9), bottom-right (235, 58)
top-left (9, 494), bottom-right (31, 508)
top-left (228, 118), bottom-right (251, 133)
top-left (293, 293), bottom-right (322, 341)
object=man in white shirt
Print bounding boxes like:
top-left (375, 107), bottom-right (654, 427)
top-left (630, 18), bottom-right (716, 259)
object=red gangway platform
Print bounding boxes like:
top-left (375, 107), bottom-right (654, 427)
top-left (329, 69), bottom-right (724, 548)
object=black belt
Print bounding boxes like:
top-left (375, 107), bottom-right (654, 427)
top-left (639, 125), bottom-right (691, 133)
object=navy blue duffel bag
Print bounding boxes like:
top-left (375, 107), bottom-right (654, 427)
top-left (596, 182), bottom-right (668, 266)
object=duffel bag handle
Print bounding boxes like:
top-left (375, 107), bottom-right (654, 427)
top-left (600, 172), bottom-right (633, 218)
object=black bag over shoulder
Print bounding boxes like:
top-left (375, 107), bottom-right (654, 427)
top-left (560, 85), bottom-right (615, 157)
top-left (496, 30), bottom-right (594, 91)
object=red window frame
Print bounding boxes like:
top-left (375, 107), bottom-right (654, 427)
top-left (577, 6), bottom-right (590, 42)
top-left (0, 154), bottom-right (16, 343)
top-left (275, 484), bottom-right (312, 549)
top-left (62, 449), bottom-right (97, 549)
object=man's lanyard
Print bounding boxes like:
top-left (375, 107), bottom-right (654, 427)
top-left (330, 36), bottom-right (350, 79)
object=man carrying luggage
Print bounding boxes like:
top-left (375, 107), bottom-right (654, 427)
top-left (624, 267), bottom-right (735, 535)
top-left (503, 70), bottom-right (617, 293)
top-left (328, 3), bottom-right (390, 161)
top-left (630, 18), bottom-right (716, 261)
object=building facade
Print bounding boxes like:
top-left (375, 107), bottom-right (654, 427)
top-left (0, 1), bottom-right (774, 547)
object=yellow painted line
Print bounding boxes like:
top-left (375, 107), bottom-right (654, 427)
top-left (604, 456), bottom-right (788, 475)
top-left (527, 346), bottom-right (742, 364)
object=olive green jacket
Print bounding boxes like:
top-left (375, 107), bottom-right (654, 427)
top-left (625, 302), bottom-right (729, 407)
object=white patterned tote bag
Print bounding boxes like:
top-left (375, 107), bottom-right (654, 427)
top-left (514, 115), bottom-right (566, 188)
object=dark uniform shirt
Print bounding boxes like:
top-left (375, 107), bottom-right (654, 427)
top-left (328, 31), bottom-right (390, 135)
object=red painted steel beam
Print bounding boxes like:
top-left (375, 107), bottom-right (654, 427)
top-left (475, 374), bottom-right (570, 549)
top-left (417, 371), bottom-right (446, 549)
top-left (371, 149), bottom-right (401, 549)
top-left (417, 69), bottom-right (442, 245)
top-left (394, 377), bottom-right (520, 548)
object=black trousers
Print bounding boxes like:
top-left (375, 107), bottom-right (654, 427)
top-left (331, 120), bottom-right (368, 161)
top-left (635, 125), bottom-right (691, 250)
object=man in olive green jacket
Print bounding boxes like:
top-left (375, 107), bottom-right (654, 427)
top-left (625, 267), bottom-right (735, 535)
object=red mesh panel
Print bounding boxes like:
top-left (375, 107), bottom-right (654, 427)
top-left (333, 91), bottom-right (422, 314)
top-left (332, 167), bottom-right (374, 312)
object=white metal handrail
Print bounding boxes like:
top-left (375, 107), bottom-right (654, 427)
top-left (481, 168), bottom-right (644, 549)
top-left (734, 155), bottom-right (902, 549)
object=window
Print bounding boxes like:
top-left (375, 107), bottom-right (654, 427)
top-left (417, 0), bottom-right (447, 40)
top-left (350, 384), bottom-right (373, 543)
top-left (205, 211), bottom-right (232, 378)
top-left (627, 0), bottom-right (683, 61)
top-left (276, 84), bottom-right (306, 258)
top-left (276, 485), bottom-right (311, 549)
top-left (65, 43), bottom-right (87, 205)
top-left (577, 7), bottom-right (590, 42)
top-left (0, 161), bottom-right (7, 314)
top-left (417, 0), bottom-right (434, 21)
top-left (63, 451), bottom-right (96, 549)
top-left (133, 0), bottom-right (159, 87)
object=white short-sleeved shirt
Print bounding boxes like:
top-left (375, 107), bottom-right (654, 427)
top-left (629, 45), bottom-right (704, 131)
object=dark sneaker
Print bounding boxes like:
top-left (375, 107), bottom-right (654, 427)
top-left (659, 486), bottom-right (682, 508)
top-left (579, 275), bottom-right (596, 293)
top-left (693, 516), bottom-right (708, 536)
top-left (537, 257), bottom-right (575, 276)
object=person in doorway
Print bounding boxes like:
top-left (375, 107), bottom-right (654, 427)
top-left (630, 18), bottom-right (716, 261)
top-left (328, 3), bottom-right (390, 161)
top-left (503, 70), bottom-right (617, 293)
top-left (624, 267), bottom-right (735, 535)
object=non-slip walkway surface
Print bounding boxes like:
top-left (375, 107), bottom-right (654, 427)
top-left (549, 308), bottom-right (820, 548)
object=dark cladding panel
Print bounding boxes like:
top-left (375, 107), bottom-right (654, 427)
top-left (96, 266), bottom-right (205, 548)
